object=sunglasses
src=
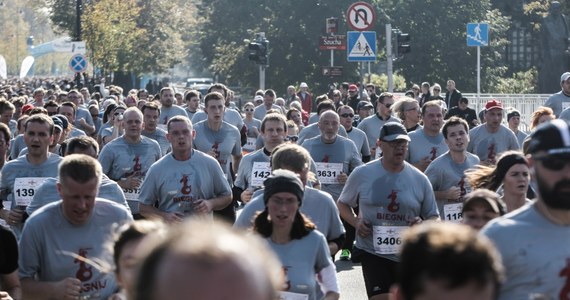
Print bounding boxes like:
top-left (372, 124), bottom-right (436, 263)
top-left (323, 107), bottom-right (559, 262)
top-left (383, 103), bottom-right (393, 109)
top-left (340, 113), bottom-right (354, 118)
top-left (114, 112), bottom-right (124, 116)
top-left (286, 135), bottom-right (299, 142)
top-left (535, 155), bottom-right (570, 171)
top-left (244, 108), bottom-right (254, 112)
top-left (433, 89), bottom-right (441, 91)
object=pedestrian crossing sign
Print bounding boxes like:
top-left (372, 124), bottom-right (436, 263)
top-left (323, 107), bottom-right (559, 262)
top-left (347, 31), bottom-right (376, 62)
top-left (467, 23), bottom-right (489, 46)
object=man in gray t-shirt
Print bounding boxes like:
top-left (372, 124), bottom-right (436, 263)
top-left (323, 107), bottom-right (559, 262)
top-left (357, 93), bottom-right (401, 157)
top-left (157, 87), bottom-right (188, 128)
top-left (406, 101), bottom-right (448, 172)
top-left (338, 122), bottom-right (439, 299)
top-left (425, 117), bottom-right (480, 222)
top-left (98, 108), bottom-right (162, 214)
top-left (19, 155), bottom-right (133, 300)
top-left (482, 119), bottom-right (570, 300)
top-left (141, 102), bottom-right (170, 156)
top-left (139, 116), bottom-right (232, 223)
top-left (544, 72), bottom-right (570, 117)
top-left (468, 99), bottom-right (519, 165)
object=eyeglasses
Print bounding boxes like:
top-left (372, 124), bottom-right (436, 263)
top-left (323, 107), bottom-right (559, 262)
top-left (433, 89), bottom-right (441, 92)
top-left (286, 135), bottom-right (299, 142)
top-left (114, 112), bottom-right (123, 116)
top-left (383, 103), bottom-right (393, 109)
top-left (91, 114), bottom-right (99, 118)
top-left (244, 108), bottom-right (254, 112)
top-left (381, 140), bottom-right (409, 148)
top-left (534, 155), bottom-right (570, 171)
top-left (340, 113), bottom-right (354, 118)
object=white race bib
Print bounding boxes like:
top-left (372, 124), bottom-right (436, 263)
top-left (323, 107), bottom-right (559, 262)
top-left (14, 177), bottom-right (48, 206)
top-left (122, 187), bottom-right (141, 202)
top-left (373, 225), bottom-right (406, 255)
top-left (443, 203), bottom-right (463, 223)
top-left (315, 162), bottom-right (343, 184)
top-left (277, 291), bottom-right (309, 300)
top-left (250, 162), bottom-right (271, 187)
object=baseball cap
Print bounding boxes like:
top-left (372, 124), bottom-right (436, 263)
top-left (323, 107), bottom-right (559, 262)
top-left (561, 72), bottom-right (570, 83)
top-left (348, 84), bottom-right (358, 92)
top-left (53, 114), bottom-right (69, 130)
top-left (527, 119), bottom-right (570, 157)
top-left (379, 122), bottom-right (410, 142)
top-left (254, 95), bottom-right (264, 103)
top-left (485, 99), bottom-right (503, 111)
top-left (51, 116), bottom-right (63, 132)
top-left (357, 101), bottom-right (373, 111)
top-left (300, 82), bottom-right (308, 88)
top-left (507, 110), bottom-right (521, 121)
top-left (462, 189), bottom-right (505, 216)
top-left (22, 104), bottom-right (34, 115)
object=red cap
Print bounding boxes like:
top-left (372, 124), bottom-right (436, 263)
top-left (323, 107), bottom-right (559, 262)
top-left (348, 84), bottom-right (358, 92)
top-left (485, 99), bottom-right (503, 111)
top-left (22, 104), bottom-right (34, 115)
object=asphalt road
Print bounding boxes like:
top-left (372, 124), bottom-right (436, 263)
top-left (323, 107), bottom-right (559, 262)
top-left (334, 255), bottom-right (368, 299)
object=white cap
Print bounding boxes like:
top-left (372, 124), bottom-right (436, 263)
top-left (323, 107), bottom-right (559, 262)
top-left (300, 82), bottom-right (308, 88)
top-left (254, 95), bottom-right (264, 102)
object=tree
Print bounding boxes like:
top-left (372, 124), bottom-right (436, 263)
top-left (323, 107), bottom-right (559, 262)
top-left (196, 0), bottom-right (361, 94)
top-left (381, 0), bottom-right (510, 93)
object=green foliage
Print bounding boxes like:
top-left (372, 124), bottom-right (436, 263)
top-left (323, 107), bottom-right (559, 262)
top-left (381, 0), bottom-right (510, 93)
top-left (492, 67), bottom-right (538, 93)
top-left (366, 73), bottom-right (407, 92)
top-left (196, 0), bottom-right (361, 93)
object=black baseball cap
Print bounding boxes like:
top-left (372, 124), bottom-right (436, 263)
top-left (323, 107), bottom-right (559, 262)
top-left (527, 119), bottom-right (570, 157)
top-left (379, 122), bottom-right (410, 142)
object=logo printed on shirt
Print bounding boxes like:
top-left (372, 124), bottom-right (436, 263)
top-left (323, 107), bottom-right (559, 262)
top-left (487, 143), bottom-right (496, 161)
top-left (430, 147), bottom-right (437, 160)
top-left (180, 174), bottom-right (192, 195)
top-left (459, 176), bottom-right (467, 197)
top-left (387, 190), bottom-right (400, 212)
top-left (322, 154), bottom-right (330, 163)
top-left (75, 248), bottom-right (93, 282)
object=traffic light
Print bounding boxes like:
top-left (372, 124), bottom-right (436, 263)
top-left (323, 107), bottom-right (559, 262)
top-left (396, 32), bottom-right (411, 57)
top-left (248, 39), bottom-right (268, 65)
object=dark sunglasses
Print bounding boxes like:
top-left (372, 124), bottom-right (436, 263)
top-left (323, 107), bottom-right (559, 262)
top-left (433, 89), bottom-right (441, 91)
top-left (340, 113), bottom-right (354, 118)
top-left (114, 112), bottom-right (123, 116)
top-left (535, 155), bottom-right (570, 171)
top-left (286, 135), bottom-right (299, 142)
top-left (244, 108), bottom-right (254, 112)
top-left (384, 103), bottom-right (393, 109)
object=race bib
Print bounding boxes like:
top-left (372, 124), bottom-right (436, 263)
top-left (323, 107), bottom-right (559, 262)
top-left (277, 291), bottom-right (308, 300)
top-left (122, 187), bottom-right (141, 201)
top-left (373, 225), bottom-right (406, 255)
top-left (443, 203), bottom-right (463, 223)
top-left (14, 177), bottom-right (48, 206)
top-left (315, 162), bottom-right (343, 184)
top-left (243, 137), bottom-right (256, 153)
top-left (250, 162), bottom-right (271, 187)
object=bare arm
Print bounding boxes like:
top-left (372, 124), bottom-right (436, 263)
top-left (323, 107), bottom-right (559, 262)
top-left (21, 277), bottom-right (80, 300)
top-left (138, 203), bottom-right (183, 224)
top-left (1, 271), bottom-right (21, 300)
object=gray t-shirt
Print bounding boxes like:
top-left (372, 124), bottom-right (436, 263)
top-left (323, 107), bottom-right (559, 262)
top-left (1, 153), bottom-right (62, 237)
top-left (482, 203), bottom-right (570, 300)
top-left (142, 128), bottom-right (170, 157)
top-left (425, 151), bottom-right (480, 221)
top-left (267, 230), bottom-right (331, 300)
top-left (234, 187), bottom-right (345, 243)
top-left (347, 127), bottom-right (371, 159)
top-left (559, 106), bottom-right (570, 122)
top-left (191, 108), bottom-right (244, 130)
top-left (185, 108), bottom-right (201, 121)
top-left (514, 130), bottom-right (529, 150)
top-left (193, 120), bottom-right (241, 185)
top-left (467, 124), bottom-right (519, 162)
top-left (139, 151), bottom-right (231, 217)
top-left (339, 159), bottom-right (439, 261)
top-left (253, 104), bottom-right (283, 121)
top-left (98, 136), bottom-right (161, 213)
top-left (297, 123), bottom-right (348, 145)
top-left (234, 149), bottom-right (270, 190)
top-left (27, 175), bottom-right (129, 216)
top-left (19, 199), bottom-right (132, 300)
top-left (544, 91), bottom-right (570, 117)
top-left (9, 134), bottom-right (26, 160)
top-left (158, 105), bottom-right (188, 126)
top-left (357, 114), bottom-right (402, 149)
top-left (406, 129), bottom-right (449, 165)
top-left (301, 135), bottom-right (363, 200)
top-left (74, 107), bottom-right (95, 132)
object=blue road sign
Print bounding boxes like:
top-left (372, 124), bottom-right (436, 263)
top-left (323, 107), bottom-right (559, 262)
top-left (69, 54), bottom-right (88, 73)
top-left (347, 31), bottom-right (376, 62)
top-left (467, 23), bottom-right (489, 46)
